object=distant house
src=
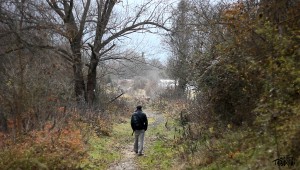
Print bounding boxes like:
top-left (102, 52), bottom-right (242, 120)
top-left (158, 79), bottom-right (176, 89)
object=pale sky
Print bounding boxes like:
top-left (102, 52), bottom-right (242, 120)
top-left (114, 0), bottom-right (234, 64)
top-left (114, 0), bottom-right (177, 64)
top-left (122, 31), bottom-right (169, 63)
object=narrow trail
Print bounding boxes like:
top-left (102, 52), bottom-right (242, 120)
top-left (107, 144), bottom-right (137, 170)
top-left (108, 109), bottom-right (165, 170)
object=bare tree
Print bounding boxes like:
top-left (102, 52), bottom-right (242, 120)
top-left (0, 0), bottom-right (74, 135)
top-left (45, 0), bottom-right (171, 104)
top-left (167, 0), bottom-right (193, 97)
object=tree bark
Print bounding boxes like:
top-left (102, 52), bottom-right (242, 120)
top-left (86, 52), bottom-right (99, 104)
top-left (71, 39), bottom-right (86, 102)
top-left (73, 58), bottom-right (86, 102)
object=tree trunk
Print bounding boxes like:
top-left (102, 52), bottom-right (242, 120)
top-left (86, 53), bottom-right (99, 104)
top-left (177, 78), bottom-right (187, 97)
top-left (73, 62), bottom-right (85, 102)
top-left (71, 41), bottom-right (86, 102)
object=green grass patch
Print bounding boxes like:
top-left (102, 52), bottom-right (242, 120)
top-left (82, 113), bottom-right (181, 170)
top-left (148, 117), bottom-right (156, 124)
top-left (137, 115), bottom-right (178, 170)
top-left (79, 134), bottom-right (119, 169)
top-left (113, 121), bottom-right (132, 138)
top-left (138, 140), bottom-right (176, 170)
top-left (81, 119), bottom-right (133, 169)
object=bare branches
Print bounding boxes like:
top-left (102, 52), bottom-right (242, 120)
top-left (99, 44), bottom-right (116, 57)
top-left (65, 0), bottom-right (74, 21)
top-left (132, 0), bottom-right (152, 25)
top-left (79, 0), bottom-right (91, 35)
top-left (42, 0), bottom-right (173, 102)
top-left (94, 0), bottom-right (116, 51)
top-left (100, 20), bottom-right (170, 52)
top-left (46, 0), bottom-right (65, 19)
top-left (0, 46), bottom-right (25, 56)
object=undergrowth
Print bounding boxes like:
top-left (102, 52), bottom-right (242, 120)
top-left (150, 98), bottom-right (300, 169)
top-left (0, 121), bottom-right (86, 169)
top-left (137, 108), bottom-right (180, 170)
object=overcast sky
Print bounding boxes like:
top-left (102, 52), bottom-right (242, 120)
top-left (115, 0), bottom-right (236, 64)
top-left (122, 31), bottom-right (169, 63)
top-left (115, 0), bottom-right (178, 64)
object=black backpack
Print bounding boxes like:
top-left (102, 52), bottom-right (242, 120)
top-left (131, 113), bottom-right (142, 130)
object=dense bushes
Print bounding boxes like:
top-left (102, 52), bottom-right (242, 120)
top-left (186, 0), bottom-right (300, 127)
top-left (165, 0), bottom-right (300, 168)
top-left (0, 51), bottom-right (73, 133)
top-left (0, 121), bottom-right (86, 169)
top-left (0, 47), bottom-right (130, 169)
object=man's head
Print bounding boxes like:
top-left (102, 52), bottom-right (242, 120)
top-left (136, 105), bottom-right (142, 111)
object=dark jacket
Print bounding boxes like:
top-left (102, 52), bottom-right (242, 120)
top-left (131, 110), bottom-right (148, 131)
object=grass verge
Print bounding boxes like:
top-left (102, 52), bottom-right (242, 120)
top-left (137, 115), bottom-right (179, 170)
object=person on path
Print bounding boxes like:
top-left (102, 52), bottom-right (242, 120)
top-left (131, 105), bottom-right (148, 156)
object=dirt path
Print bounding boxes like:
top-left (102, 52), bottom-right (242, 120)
top-left (108, 109), bottom-right (164, 170)
top-left (107, 144), bottom-right (137, 170)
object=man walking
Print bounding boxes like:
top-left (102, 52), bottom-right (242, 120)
top-left (131, 105), bottom-right (148, 156)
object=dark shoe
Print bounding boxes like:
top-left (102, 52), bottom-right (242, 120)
top-left (137, 153), bottom-right (144, 156)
